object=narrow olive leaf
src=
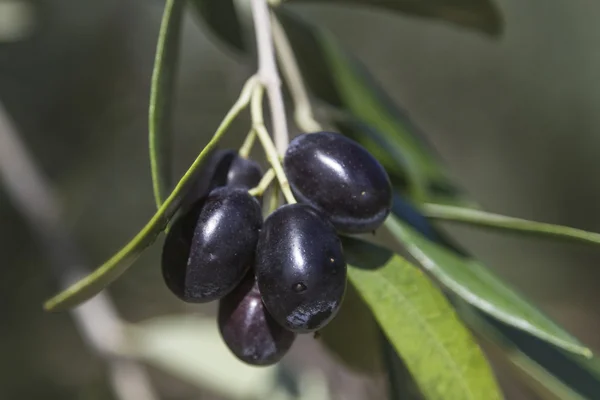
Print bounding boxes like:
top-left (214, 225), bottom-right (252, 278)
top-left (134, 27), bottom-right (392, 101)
top-left (455, 301), bottom-right (597, 400)
top-left (149, 0), bottom-right (185, 209)
top-left (384, 215), bottom-right (592, 357)
top-left (343, 237), bottom-right (503, 400)
top-left (127, 316), bottom-right (280, 399)
top-left (287, 0), bottom-right (502, 36)
top-left (276, 11), bottom-right (472, 207)
top-left (190, 0), bottom-right (246, 52)
top-left (423, 203), bottom-right (600, 247)
top-left (43, 78), bottom-right (257, 311)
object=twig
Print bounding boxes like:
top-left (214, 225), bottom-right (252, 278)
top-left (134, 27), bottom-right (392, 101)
top-left (250, 0), bottom-right (289, 155)
top-left (248, 168), bottom-right (275, 197)
top-left (251, 85), bottom-right (296, 204)
top-left (0, 101), bottom-right (159, 400)
top-left (271, 15), bottom-right (323, 133)
top-left (239, 128), bottom-right (257, 159)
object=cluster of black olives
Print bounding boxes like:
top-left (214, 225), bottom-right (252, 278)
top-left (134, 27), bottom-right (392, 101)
top-left (161, 131), bottom-right (393, 366)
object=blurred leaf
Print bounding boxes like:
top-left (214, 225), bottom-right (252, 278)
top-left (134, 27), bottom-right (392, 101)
top-left (42, 77), bottom-right (258, 311)
top-left (191, 0), bottom-right (246, 52)
top-left (423, 203), bottom-right (600, 247)
top-left (456, 300), bottom-right (598, 399)
top-left (288, 0), bottom-right (502, 36)
top-left (343, 237), bottom-right (502, 400)
top-left (276, 11), bottom-right (472, 207)
top-left (149, 0), bottom-right (184, 209)
top-left (320, 281), bottom-right (384, 374)
top-left (127, 315), bottom-right (280, 399)
top-left (384, 214), bottom-right (592, 357)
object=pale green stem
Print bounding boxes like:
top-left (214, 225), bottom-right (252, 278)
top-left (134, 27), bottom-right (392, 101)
top-left (239, 128), bottom-right (257, 158)
top-left (424, 203), bottom-right (600, 246)
top-left (271, 14), bottom-right (323, 133)
top-left (251, 85), bottom-right (296, 204)
top-left (248, 168), bottom-right (275, 197)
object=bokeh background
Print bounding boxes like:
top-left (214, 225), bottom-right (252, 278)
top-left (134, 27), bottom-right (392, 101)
top-left (1, 0), bottom-right (600, 398)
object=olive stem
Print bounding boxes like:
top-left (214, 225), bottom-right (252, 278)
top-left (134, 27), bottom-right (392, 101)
top-left (238, 128), bottom-right (257, 159)
top-left (250, 0), bottom-right (290, 155)
top-left (271, 15), bottom-right (323, 133)
top-left (248, 168), bottom-right (276, 197)
top-left (0, 101), bottom-right (159, 400)
top-left (251, 85), bottom-right (296, 204)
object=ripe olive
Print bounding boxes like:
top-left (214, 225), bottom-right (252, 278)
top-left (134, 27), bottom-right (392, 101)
top-left (256, 204), bottom-right (347, 333)
top-left (161, 186), bottom-right (263, 303)
top-left (218, 273), bottom-right (296, 366)
top-left (283, 131), bottom-right (392, 233)
top-left (227, 156), bottom-right (263, 189)
top-left (179, 149), bottom-right (236, 214)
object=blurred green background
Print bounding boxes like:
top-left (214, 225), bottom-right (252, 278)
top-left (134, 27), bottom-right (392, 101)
top-left (1, 0), bottom-right (600, 398)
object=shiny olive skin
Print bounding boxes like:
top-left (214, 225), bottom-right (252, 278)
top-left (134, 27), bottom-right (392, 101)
top-left (283, 131), bottom-right (392, 233)
top-left (227, 157), bottom-right (263, 189)
top-left (179, 149), bottom-right (236, 214)
top-left (256, 204), bottom-right (347, 333)
top-left (218, 273), bottom-right (296, 366)
top-left (161, 186), bottom-right (262, 303)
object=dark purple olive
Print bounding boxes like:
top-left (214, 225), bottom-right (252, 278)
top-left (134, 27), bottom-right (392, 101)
top-left (283, 131), bottom-right (392, 233)
top-left (218, 273), bottom-right (296, 366)
top-left (227, 157), bottom-right (263, 189)
top-left (161, 186), bottom-right (263, 303)
top-left (256, 204), bottom-right (347, 333)
top-left (179, 149), bottom-right (236, 214)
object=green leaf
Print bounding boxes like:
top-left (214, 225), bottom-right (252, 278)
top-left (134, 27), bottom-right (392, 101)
top-left (190, 0), bottom-right (246, 52)
top-left (276, 11), bottom-right (472, 207)
top-left (423, 203), bottom-right (600, 247)
top-left (384, 216), bottom-right (592, 357)
top-left (43, 78), bottom-right (257, 311)
top-left (456, 300), bottom-right (597, 400)
top-left (343, 237), bottom-right (502, 400)
top-left (149, 0), bottom-right (185, 209)
top-left (288, 0), bottom-right (503, 36)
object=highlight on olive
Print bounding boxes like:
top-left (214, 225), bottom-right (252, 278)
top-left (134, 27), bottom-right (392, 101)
top-left (161, 186), bottom-right (262, 303)
top-left (283, 131), bottom-right (393, 233)
top-left (256, 203), bottom-right (347, 333)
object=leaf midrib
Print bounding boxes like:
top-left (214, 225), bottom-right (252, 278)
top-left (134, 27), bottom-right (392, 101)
top-left (357, 270), bottom-right (480, 400)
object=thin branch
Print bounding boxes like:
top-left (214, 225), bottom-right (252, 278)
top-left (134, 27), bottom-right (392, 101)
top-left (271, 15), bottom-right (323, 133)
top-left (248, 168), bottom-right (275, 197)
top-left (251, 85), bottom-right (296, 204)
top-left (0, 101), bottom-right (159, 400)
top-left (250, 0), bottom-right (289, 155)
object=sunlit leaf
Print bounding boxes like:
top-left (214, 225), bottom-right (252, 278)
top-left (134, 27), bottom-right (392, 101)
top-left (149, 0), bottom-right (184, 208)
top-left (384, 213), bottom-right (592, 357)
top-left (288, 0), bottom-right (502, 36)
top-left (456, 300), bottom-right (598, 399)
top-left (190, 0), bottom-right (246, 52)
top-left (43, 78), bottom-right (257, 311)
top-left (276, 11), bottom-right (472, 207)
top-left (127, 315), bottom-right (280, 399)
top-left (343, 237), bottom-right (502, 400)
top-left (423, 203), bottom-right (600, 247)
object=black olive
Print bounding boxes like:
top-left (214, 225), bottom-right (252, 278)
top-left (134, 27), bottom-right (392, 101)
top-left (178, 149), bottom-right (237, 215)
top-left (218, 273), bottom-right (296, 366)
top-left (227, 156), bottom-right (263, 189)
top-left (283, 131), bottom-right (392, 233)
top-left (161, 186), bottom-right (262, 302)
top-left (256, 204), bottom-right (347, 333)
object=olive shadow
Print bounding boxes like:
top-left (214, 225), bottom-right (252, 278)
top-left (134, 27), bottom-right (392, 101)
top-left (341, 236), bottom-right (394, 271)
